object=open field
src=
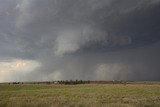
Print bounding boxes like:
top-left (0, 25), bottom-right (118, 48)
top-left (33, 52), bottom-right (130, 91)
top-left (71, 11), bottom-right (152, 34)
top-left (0, 83), bottom-right (160, 107)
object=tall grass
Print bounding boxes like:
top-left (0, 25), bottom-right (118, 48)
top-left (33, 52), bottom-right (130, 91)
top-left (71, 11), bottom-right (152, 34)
top-left (0, 83), bottom-right (160, 107)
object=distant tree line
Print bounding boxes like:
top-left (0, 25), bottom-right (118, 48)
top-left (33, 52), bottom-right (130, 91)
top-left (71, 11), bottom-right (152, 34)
top-left (57, 80), bottom-right (90, 85)
top-left (8, 80), bottom-right (129, 85)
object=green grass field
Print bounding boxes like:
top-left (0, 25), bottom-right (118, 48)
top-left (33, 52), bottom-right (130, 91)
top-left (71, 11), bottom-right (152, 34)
top-left (0, 83), bottom-right (160, 107)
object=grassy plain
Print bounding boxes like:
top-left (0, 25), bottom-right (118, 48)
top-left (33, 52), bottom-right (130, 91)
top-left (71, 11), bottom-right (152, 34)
top-left (0, 83), bottom-right (160, 107)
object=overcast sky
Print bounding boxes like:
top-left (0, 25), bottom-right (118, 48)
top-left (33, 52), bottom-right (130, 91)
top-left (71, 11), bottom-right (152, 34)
top-left (0, 0), bottom-right (160, 82)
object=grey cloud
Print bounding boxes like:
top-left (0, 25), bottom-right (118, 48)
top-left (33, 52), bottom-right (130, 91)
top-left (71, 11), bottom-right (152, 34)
top-left (0, 0), bottom-right (160, 82)
top-left (14, 0), bottom-right (160, 55)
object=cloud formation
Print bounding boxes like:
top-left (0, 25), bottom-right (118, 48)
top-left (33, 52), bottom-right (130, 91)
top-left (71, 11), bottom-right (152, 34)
top-left (0, 0), bottom-right (160, 82)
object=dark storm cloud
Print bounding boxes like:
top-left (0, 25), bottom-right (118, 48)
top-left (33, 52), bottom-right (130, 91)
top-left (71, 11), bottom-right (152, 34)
top-left (0, 0), bottom-right (160, 82)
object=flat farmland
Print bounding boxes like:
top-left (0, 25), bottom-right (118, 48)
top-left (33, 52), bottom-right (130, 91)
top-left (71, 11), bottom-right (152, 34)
top-left (0, 83), bottom-right (160, 107)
